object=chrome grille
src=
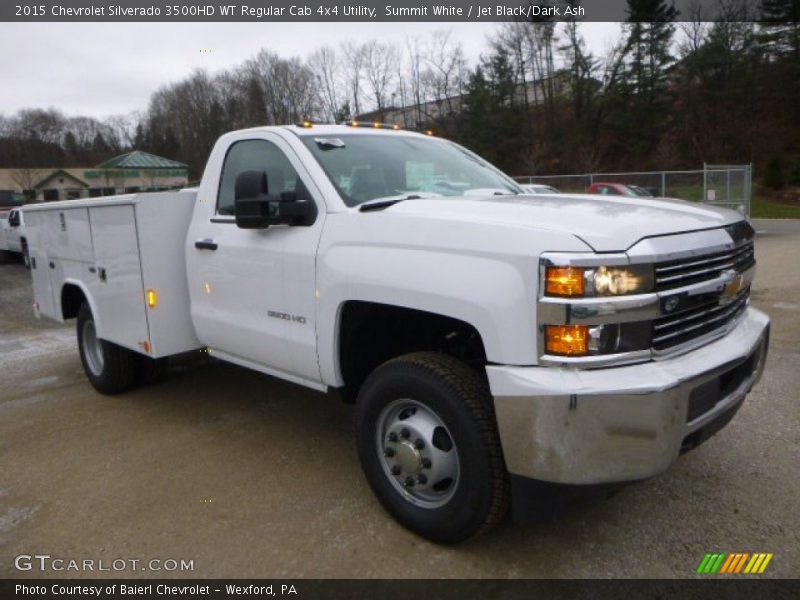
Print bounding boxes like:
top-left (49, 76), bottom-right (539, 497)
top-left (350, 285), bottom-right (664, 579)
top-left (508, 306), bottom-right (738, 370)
top-left (655, 242), bottom-right (755, 291)
top-left (653, 288), bottom-right (749, 351)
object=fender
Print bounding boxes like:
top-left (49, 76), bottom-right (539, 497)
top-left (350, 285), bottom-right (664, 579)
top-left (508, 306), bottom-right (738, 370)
top-left (60, 278), bottom-right (103, 336)
top-left (315, 212), bottom-right (593, 387)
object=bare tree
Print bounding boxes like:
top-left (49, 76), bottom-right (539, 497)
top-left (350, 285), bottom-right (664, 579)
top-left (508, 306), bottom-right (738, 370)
top-left (104, 114), bottom-right (137, 150)
top-left (420, 30), bottom-right (468, 123)
top-left (341, 41), bottom-right (366, 115)
top-left (308, 46), bottom-right (341, 122)
top-left (405, 36), bottom-right (430, 127)
top-left (10, 168), bottom-right (46, 199)
top-left (363, 40), bottom-right (400, 116)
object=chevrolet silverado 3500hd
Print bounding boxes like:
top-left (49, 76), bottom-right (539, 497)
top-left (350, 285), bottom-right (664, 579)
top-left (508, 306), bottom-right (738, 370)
top-left (23, 124), bottom-right (770, 543)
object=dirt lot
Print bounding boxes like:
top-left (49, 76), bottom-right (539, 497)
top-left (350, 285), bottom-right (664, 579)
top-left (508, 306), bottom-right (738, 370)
top-left (1, 219), bottom-right (798, 579)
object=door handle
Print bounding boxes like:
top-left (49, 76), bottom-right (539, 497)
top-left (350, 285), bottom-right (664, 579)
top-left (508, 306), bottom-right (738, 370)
top-left (194, 239), bottom-right (218, 251)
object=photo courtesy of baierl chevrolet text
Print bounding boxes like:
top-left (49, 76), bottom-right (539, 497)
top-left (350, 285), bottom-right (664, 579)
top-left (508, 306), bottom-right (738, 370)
top-left (0, 0), bottom-right (797, 597)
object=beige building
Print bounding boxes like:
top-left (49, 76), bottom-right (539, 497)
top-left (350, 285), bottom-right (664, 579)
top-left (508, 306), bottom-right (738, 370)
top-left (0, 151), bottom-right (189, 202)
top-left (357, 73), bottom-right (574, 129)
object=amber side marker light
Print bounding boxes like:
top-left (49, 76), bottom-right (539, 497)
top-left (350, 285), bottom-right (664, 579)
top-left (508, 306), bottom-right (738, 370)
top-left (545, 325), bottom-right (589, 356)
top-left (545, 266), bottom-right (585, 296)
top-left (146, 289), bottom-right (158, 308)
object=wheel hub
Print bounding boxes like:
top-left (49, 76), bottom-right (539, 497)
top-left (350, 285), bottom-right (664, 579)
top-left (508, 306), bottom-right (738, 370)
top-left (81, 318), bottom-right (104, 377)
top-left (376, 399), bottom-right (460, 508)
top-left (393, 440), bottom-right (422, 474)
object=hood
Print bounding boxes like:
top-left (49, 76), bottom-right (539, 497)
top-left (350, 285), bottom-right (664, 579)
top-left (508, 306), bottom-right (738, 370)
top-left (382, 193), bottom-right (744, 252)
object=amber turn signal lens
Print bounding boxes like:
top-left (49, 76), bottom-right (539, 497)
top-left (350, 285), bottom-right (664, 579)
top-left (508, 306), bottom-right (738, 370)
top-left (545, 267), bottom-right (585, 296)
top-left (545, 325), bottom-right (589, 356)
top-left (146, 288), bottom-right (158, 308)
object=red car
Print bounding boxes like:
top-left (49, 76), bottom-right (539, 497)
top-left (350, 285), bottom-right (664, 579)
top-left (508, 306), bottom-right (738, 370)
top-left (587, 182), bottom-right (655, 197)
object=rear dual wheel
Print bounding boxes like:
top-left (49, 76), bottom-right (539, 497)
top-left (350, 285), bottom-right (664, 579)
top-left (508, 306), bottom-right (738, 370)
top-left (76, 303), bottom-right (167, 394)
top-left (355, 352), bottom-right (509, 544)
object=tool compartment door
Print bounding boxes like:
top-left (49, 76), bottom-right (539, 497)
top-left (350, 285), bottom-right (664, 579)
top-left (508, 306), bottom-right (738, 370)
top-left (25, 211), bottom-right (59, 320)
top-left (88, 205), bottom-right (149, 353)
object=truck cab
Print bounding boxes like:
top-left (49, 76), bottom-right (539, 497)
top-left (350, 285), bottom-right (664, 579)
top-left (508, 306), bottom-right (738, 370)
top-left (0, 207), bottom-right (29, 267)
top-left (23, 124), bottom-right (770, 544)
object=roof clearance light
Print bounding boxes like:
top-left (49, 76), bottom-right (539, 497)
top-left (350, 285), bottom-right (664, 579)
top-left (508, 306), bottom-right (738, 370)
top-left (425, 130), bottom-right (434, 136)
top-left (297, 121), bottom-right (313, 128)
top-left (373, 122), bottom-right (382, 128)
top-left (392, 124), bottom-right (401, 130)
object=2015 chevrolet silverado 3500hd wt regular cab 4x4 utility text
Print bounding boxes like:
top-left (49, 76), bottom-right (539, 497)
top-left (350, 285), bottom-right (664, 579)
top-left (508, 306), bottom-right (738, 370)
top-left (23, 123), bottom-right (770, 543)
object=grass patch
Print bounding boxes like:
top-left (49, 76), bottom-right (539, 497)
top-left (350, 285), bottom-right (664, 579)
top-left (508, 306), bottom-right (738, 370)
top-left (751, 195), bottom-right (800, 219)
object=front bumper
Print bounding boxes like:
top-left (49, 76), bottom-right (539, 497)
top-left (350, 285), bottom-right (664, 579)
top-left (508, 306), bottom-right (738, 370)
top-left (487, 307), bottom-right (770, 485)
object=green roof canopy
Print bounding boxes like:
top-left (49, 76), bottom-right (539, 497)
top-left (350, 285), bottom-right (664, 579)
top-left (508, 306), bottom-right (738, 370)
top-left (96, 151), bottom-right (187, 169)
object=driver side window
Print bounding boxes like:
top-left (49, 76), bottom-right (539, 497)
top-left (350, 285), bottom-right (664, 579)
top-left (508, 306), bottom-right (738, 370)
top-left (217, 139), bottom-right (303, 216)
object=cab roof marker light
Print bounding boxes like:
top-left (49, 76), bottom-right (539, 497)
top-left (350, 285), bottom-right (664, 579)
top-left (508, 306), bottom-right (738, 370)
top-left (346, 121), bottom-right (403, 131)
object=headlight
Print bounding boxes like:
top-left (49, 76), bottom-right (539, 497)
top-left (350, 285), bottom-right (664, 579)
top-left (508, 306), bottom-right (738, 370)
top-left (545, 265), bottom-right (654, 297)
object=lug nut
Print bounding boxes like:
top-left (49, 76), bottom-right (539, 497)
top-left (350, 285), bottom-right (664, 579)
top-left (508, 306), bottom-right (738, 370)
top-left (404, 476), bottom-right (415, 487)
top-left (421, 458), bottom-right (432, 469)
top-left (391, 465), bottom-right (401, 476)
top-left (414, 438), bottom-right (425, 450)
top-left (400, 428), bottom-right (410, 439)
top-left (384, 447), bottom-right (395, 457)
top-left (417, 474), bottom-right (427, 484)
top-left (388, 432), bottom-right (398, 442)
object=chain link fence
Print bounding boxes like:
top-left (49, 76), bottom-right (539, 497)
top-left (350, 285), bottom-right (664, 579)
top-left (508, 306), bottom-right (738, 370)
top-left (514, 164), bottom-right (752, 216)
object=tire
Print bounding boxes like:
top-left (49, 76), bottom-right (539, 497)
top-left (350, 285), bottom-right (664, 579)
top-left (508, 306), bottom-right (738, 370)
top-left (76, 302), bottom-right (137, 395)
top-left (355, 351), bottom-right (509, 544)
top-left (21, 239), bottom-right (30, 269)
top-left (0, 249), bottom-right (9, 264)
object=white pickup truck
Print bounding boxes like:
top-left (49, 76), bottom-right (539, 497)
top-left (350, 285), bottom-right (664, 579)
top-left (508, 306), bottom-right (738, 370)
top-left (0, 207), bottom-right (30, 267)
top-left (23, 123), bottom-right (770, 543)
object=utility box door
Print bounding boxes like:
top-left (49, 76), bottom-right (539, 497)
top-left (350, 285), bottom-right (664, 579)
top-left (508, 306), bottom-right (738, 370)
top-left (88, 205), bottom-right (149, 353)
top-left (25, 212), bottom-right (59, 320)
top-left (43, 208), bottom-right (93, 262)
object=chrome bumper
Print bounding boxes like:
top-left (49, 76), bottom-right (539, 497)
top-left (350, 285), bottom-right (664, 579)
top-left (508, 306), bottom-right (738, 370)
top-left (488, 307), bottom-right (770, 484)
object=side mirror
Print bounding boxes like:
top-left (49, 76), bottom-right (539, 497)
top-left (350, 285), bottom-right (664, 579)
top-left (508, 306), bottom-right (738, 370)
top-left (234, 171), bottom-right (314, 229)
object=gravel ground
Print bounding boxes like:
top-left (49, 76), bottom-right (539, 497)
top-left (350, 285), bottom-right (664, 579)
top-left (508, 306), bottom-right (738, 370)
top-left (0, 219), bottom-right (798, 579)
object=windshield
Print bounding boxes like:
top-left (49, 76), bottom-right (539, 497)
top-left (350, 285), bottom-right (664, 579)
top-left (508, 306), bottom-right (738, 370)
top-left (300, 134), bottom-right (522, 206)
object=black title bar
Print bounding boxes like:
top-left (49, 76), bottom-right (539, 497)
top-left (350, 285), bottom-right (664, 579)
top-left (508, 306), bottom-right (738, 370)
top-left (2, 0), bottom-right (772, 22)
top-left (2, 579), bottom-right (799, 600)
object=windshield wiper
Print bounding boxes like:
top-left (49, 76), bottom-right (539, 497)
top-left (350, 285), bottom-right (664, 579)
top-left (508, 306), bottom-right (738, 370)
top-left (359, 194), bottom-right (425, 212)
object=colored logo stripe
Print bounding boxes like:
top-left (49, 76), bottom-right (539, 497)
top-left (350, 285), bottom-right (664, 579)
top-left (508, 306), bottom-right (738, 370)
top-left (697, 553), bottom-right (726, 574)
top-left (697, 552), bottom-right (773, 574)
top-left (744, 553), bottom-right (774, 574)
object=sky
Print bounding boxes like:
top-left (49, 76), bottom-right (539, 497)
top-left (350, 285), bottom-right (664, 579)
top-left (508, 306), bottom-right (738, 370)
top-left (0, 22), bottom-right (620, 118)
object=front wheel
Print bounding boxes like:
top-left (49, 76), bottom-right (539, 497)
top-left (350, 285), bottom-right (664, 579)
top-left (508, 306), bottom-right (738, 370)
top-left (355, 352), bottom-right (509, 544)
top-left (77, 303), bottom-right (137, 395)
